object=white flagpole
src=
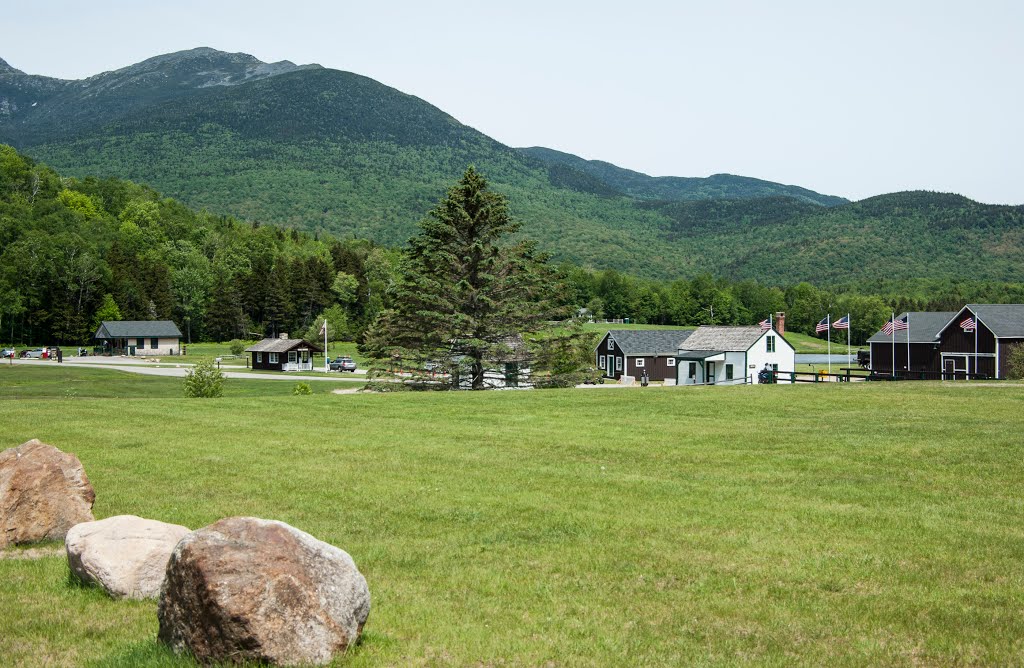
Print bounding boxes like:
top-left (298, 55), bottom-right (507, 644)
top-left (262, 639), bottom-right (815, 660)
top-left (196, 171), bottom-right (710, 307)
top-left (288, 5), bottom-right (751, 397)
top-left (323, 319), bottom-right (329, 372)
top-left (827, 313), bottom-right (831, 376)
top-left (847, 313), bottom-right (851, 368)
top-left (891, 312), bottom-right (895, 377)
top-left (906, 313), bottom-right (911, 376)
top-left (974, 310), bottom-right (978, 380)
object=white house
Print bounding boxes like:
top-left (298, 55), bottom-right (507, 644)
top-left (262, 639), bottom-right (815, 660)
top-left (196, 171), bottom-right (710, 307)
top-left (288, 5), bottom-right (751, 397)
top-left (675, 326), bottom-right (795, 385)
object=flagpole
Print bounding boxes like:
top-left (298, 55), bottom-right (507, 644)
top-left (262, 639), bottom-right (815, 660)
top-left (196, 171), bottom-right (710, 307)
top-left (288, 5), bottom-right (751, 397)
top-left (891, 312), bottom-right (895, 378)
top-left (323, 319), bottom-right (329, 372)
top-left (906, 313), bottom-right (911, 377)
top-left (973, 309), bottom-right (978, 380)
top-left (847, 313), bottom-right (851, 368)
top-left (827, 313), bottom-right (831, 376)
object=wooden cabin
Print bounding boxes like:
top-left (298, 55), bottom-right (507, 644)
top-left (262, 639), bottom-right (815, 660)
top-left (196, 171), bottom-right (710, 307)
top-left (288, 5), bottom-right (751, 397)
top-left (595, 330), bottom-right (693, 381)
top-left (94, 320), bottom-right (182, 356)
top-left (245, 334), bottom-right (323, 372)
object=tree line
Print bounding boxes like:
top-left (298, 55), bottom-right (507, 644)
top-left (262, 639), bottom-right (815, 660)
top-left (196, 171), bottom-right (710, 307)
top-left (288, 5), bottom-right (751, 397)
top-left (2, 145), bottom-right (1021, 349)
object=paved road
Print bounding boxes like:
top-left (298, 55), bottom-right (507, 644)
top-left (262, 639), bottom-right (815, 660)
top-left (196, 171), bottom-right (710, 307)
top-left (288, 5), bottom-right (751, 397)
top-left (4, 358), bottom-right (365, 382)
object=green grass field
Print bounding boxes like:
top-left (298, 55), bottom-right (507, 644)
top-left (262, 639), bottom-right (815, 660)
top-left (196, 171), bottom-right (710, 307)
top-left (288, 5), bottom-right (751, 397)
top-left (1, 369), bottom-right (1022, 666)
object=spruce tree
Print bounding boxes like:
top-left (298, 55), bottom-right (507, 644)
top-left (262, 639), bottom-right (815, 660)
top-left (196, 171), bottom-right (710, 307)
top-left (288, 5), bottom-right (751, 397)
top-left (366, 167), bottom-right (572, 390)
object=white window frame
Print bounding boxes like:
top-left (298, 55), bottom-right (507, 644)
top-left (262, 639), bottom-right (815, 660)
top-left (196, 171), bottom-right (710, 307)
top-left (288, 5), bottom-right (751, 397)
top-left (608, 339), bottom-right (615, 351)
top-left (288, 350), bottom-right (297, 364)
top-left (256, 352), bottom-right (263, 363)
top-left (635, 358), bottom-right (645, 367)
top-left (615, 356), bottom-right (622, 371)
top-left (598, 354), bottom-right (606, 367)
top-left (269, 352), bottom-right (279, 364)
top-left (667, 358), bottom-right (676, 367)
top-left (766, 335), bottom-right (776, 353)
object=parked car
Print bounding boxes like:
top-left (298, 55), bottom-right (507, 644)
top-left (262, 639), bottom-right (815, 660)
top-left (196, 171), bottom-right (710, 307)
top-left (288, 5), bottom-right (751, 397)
top-left (329, 356), bottom-right (357, 372)
top-left (21, 348), bottom-right (46, 359)
top-left (1, 348), bottom-right (16, 359)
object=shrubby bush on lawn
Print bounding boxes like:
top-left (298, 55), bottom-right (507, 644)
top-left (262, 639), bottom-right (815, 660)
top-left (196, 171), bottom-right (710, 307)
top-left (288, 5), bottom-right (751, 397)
top-left (1007, 343), bottom-right (1024, 380)
top-left (184, 360), bottom-right (225, 398)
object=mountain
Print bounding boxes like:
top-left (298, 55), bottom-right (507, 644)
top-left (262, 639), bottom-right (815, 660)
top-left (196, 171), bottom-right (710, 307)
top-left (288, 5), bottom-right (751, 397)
top-left (520, 147), bottom-right (847, 207)
top-left (2, 48), bottom-right (1022, 285)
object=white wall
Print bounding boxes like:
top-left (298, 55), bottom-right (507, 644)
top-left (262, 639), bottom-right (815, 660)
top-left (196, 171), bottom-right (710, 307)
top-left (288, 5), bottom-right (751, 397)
top-left (746, 331), bottom-right (796, 383)
top-left (135, 337), bottom-right (181, 356)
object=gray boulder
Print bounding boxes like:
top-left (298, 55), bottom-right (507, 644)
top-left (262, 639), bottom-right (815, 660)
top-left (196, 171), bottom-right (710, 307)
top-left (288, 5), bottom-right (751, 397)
top-left (0, 439), bottom-right (95, 548)
top-left (158, 516), bottom-right (370, 666)
top-left (66, 515), bottom-right (191, 599)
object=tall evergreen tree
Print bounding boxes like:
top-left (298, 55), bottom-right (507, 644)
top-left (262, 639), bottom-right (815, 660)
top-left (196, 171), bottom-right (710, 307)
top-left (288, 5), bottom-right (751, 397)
top-left (365, 167), bottom-right (571, 389)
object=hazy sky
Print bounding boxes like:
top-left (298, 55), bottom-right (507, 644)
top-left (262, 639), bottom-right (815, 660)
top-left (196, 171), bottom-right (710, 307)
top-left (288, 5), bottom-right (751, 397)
top-left (3, 1), bottom-right (1022, 203)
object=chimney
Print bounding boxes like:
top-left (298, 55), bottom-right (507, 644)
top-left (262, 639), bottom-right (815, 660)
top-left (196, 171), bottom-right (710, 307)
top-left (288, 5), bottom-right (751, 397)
top-left (279, 333), bottom-right (289, 340)
top-left (775, 312), bottom-right (785, 335)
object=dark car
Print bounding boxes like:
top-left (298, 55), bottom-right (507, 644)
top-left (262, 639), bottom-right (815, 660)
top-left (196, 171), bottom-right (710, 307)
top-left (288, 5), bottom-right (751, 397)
top-left (329, 356), bottom-right (357, 372)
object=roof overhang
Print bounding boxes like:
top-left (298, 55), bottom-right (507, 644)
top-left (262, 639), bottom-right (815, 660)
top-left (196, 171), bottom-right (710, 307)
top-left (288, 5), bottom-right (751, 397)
top-left (676, 350), bottom-right (725, 361)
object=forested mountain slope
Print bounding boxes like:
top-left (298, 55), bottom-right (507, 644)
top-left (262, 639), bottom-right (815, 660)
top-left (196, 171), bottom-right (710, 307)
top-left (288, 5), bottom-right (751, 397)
top-left (2, 49), bottom-right (1022, 284)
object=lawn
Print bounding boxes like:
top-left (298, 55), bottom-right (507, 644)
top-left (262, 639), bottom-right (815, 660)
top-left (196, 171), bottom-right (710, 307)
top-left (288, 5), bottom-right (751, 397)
top-left (1, 377), bottom-right (1022, 666)
top-left (0, 365), bottom-right (362, 399)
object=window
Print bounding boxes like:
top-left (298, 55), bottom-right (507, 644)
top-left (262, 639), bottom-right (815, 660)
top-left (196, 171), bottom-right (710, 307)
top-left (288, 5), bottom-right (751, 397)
top-left (771, 363), bottom-right (778, 372)
top-left (151, 338), bottom-right (159, 349)
top-left (269, 352), bottom-right (279, 364)
top-left (688, 362), bottom-right (696, 378)
top-left (615, 357), bottom-right (622, 371)
top-left (136, 338), bottom-right (145, 349)
top-left (257, 352), bottom-right (263, 363)
top-left (725, 364), bottom-right (734, 380)
top-left (288, 351), bottom-right (297, 364)
top-left (635, 358), bottom-right (645, 368)
top-left (667, 358), bottom-right (676, 367)
top-left (608, 339), bottom-right (615, 351)
top-left (598, 355), bottom-right (606, 367)
top-left (766, 335), bottom-right (776, 353)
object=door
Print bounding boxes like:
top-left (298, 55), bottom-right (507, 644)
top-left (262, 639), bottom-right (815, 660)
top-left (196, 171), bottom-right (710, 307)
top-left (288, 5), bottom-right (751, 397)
top-left (943, 358), bottom-right (955, 380)
top-left (706, 361), bottom-right (716, 385)
top-left (606, 354), bottom-right (616, 378)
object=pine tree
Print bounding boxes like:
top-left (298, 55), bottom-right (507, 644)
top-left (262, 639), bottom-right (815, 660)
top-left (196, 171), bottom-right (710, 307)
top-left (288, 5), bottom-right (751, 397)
top-left (365, 167), bottom-right (574, 390)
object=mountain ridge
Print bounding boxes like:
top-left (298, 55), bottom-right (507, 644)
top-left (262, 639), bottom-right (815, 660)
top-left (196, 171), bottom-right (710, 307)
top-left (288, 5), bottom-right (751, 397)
top-left (1, 47), bottom-right (1021, 284)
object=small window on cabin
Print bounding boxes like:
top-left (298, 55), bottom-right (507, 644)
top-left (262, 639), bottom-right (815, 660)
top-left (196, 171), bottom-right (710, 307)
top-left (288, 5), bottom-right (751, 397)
top-left (608, 339), bottom-right (615, 351)
top-left (615, 357), bottom-right (622, 371)
top-left (257, 352), bottom-right (263, 363)
top-left (269, 352), bottom-right (279, 364)
top-left (771, 363), bottom-right (778, 372)
top-left (136, 338), bottom-right (145, 349)
top-left (598, 355), bottom-right (606, 367)
top-left (688, 362), bottom-right (696, 378)
top-left (766, 335), bottom-right (776, 353)
top-left (288, 351), bottom-right (297, 363)
top-left (151, 338), bottom-right (158, 349)
top-left (635, 358), bottom-right (645, 368)
top-left (667, 358), bottom-right (676, 367)
top-left (726, 364), bottom-right (734, 380)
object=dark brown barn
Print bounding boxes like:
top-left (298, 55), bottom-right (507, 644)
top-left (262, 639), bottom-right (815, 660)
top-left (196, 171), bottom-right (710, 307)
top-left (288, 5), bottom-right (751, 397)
top-left (868, 305), bottom-right (1024, 379)
top-left (595, 329), bottom-right (692, 381)
top-left (867, 311), bottom-right (955, 376)
top-left (245, 334), bottom-right (323, 372)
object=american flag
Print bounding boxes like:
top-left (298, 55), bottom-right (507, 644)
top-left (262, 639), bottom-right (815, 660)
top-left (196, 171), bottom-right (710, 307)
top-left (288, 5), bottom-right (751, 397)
top-left (758, 318), bottom-right (772, 332)
top-left (882, 316), bottom-right (908, 335)
top-left (319, 320), bottom-right (327, 337)
top-left (894, 317), bottom-right (908, 331)
top-left (960, 316), bottom-right (976, 331)
top-left (833, 315), bottom-right (850, 330)
top-left (815, 316), bottom-right (829, 333)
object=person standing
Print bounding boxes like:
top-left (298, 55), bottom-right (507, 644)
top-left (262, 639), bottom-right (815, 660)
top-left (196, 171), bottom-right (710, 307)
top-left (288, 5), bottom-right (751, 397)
top-left (56, 347), bottom-right (63, 363)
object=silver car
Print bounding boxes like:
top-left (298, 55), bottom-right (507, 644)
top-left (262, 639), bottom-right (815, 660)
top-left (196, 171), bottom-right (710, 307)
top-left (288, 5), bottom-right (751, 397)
top-left (21, 348), bottom-right (45, 358)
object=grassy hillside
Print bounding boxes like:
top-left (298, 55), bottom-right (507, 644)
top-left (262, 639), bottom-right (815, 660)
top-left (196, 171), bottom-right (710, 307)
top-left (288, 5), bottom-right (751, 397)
top-left (2, 372), bottom-right (1023, 665)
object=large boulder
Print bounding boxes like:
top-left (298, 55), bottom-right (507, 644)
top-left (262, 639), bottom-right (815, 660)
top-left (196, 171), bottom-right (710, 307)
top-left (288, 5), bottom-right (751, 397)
top-left (66, 515), bottom-right (190, 599)
top-left (158, 517), bottom-right (370, 666)
top-left (0, 439), bottom-right (95, 548)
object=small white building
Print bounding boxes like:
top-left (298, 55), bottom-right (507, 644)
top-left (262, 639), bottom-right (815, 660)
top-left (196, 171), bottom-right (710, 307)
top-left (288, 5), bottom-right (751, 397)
top-left (675, 325), bottom-right (795, 385)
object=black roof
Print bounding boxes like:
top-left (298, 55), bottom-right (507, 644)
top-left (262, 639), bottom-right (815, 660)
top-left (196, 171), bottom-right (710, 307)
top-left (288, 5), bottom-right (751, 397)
top-left (95, 320), bottom-right (182, 339)
top-left (866, 312), bottom-right (956, 344)
top-left (962, 304), bottom-right (1024, 338)
top-left (603, 329), bottom-right (692, 355)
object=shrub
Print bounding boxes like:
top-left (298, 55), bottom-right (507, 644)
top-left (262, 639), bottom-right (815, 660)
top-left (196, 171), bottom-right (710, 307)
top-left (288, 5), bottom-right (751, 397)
top-left (293, 382), bottom-right (312, 395)
top-left (1006, 343), bottom-right (1024, 380)
top-left (183, 360), bottom-right (225, 398)
top-left (228, 339), bottom-right (246, 356)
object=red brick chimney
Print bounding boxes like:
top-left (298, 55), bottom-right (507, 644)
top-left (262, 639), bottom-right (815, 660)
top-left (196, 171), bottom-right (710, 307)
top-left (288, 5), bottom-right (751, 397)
top-left (775, 312), bottom-right (785, 335)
